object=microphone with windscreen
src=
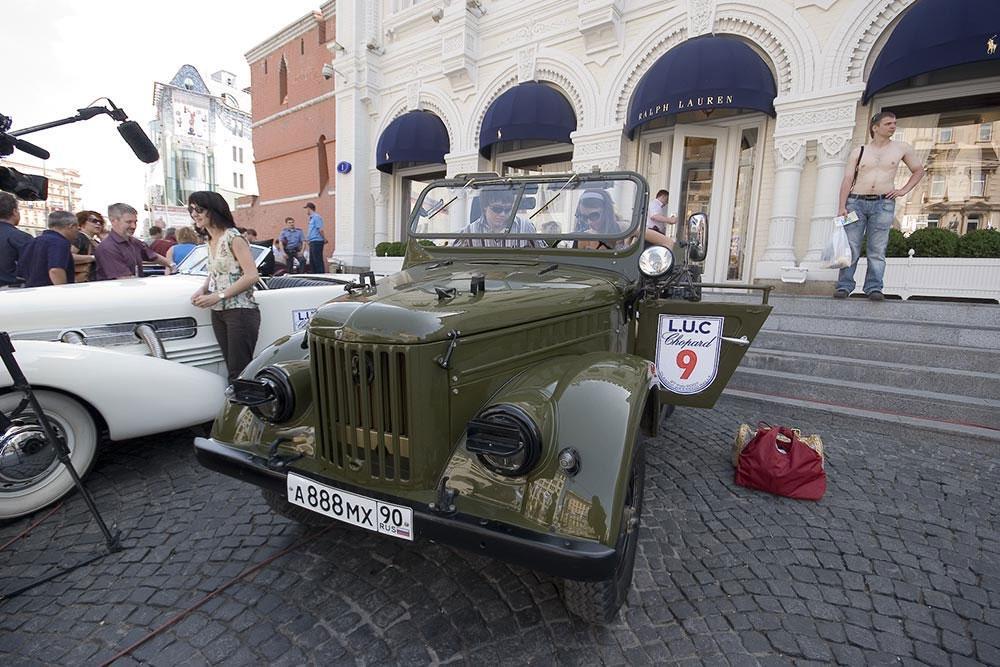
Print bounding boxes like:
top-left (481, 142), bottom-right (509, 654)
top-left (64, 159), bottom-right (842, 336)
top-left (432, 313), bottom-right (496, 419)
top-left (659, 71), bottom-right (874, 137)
top-left (117, 120), bottom-right (159, 163)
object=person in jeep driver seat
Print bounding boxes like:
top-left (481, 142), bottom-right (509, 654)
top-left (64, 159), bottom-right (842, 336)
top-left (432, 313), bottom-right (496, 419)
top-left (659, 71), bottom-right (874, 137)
top-left (454, 188), bottom-right (547, 249)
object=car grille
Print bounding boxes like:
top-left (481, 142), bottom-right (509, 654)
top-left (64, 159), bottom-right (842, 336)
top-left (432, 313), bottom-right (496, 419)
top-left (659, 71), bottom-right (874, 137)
top-left (311, 337), bottom-right (412, 482)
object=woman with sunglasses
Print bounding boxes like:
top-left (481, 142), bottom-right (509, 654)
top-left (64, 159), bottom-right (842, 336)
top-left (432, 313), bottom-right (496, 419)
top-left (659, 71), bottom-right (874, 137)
top-left (574, 189), bottom-right (623, 251)
top-left (188, 191), bottom-right (260, 382)
top-left (72, 210), bottom-right (104, 282)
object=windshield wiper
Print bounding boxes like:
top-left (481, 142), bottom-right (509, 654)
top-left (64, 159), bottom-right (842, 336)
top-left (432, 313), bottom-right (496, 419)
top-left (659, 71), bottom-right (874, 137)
top-left (528, 173), bottom-right (579, 220)
top-left (427, 177), bottom-right (479, 219)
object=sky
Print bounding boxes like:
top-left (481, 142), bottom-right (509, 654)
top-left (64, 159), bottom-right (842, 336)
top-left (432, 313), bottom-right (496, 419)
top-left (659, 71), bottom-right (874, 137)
top-left (3, 0), bottom-right (323, 214)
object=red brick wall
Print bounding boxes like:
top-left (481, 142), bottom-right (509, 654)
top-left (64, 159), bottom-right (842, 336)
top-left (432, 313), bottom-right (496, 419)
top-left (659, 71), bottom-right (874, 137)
top-left (235, 12), bottom-right (337, 254)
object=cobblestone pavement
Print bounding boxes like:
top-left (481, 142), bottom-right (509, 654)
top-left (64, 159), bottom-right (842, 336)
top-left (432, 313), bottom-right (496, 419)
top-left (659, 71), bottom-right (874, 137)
top-left (1, 396), bottom-right (998, 666)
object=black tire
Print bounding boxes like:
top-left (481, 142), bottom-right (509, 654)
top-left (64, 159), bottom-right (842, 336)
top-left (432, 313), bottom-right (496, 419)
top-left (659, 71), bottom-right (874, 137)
top-left (261, 488), bottom-right (333, 527)
top-left (563, 440), bottom-right (646, 623)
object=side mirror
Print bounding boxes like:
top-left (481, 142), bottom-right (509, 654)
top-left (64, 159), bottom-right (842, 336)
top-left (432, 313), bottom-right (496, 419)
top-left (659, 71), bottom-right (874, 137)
top-left (687, 212), bottom-right (708, 262)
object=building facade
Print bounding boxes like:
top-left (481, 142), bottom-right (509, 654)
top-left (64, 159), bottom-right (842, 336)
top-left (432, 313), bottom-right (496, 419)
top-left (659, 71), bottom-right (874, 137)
top-left (314, 0), bottom-right (998, 287)
top-left (238, 3), bottom-right (337, 246)
top-left (146, 65), bottom-right (257, 231)
top-left (3, 158), bottom-right (82, 237)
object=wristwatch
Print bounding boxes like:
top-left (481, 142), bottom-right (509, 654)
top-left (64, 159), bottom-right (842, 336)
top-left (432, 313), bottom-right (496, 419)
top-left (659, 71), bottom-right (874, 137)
top-left (218, 289), bottom-right (227, 300)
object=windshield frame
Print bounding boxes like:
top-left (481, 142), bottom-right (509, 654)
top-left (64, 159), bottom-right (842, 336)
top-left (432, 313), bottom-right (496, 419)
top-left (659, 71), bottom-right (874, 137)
top-left (408, 171), bottom-right (647, 244)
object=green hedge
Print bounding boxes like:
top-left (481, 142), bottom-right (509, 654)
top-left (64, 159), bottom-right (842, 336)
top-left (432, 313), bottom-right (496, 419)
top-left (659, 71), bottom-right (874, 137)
top-left (907, 227), bottom-right (960, 258)
top-left (886, 228), bottom-right (909, 257)
top-left (375, 239), bottom-right (437, 257)
top-left (957, 228), bottom-right (1000, 258)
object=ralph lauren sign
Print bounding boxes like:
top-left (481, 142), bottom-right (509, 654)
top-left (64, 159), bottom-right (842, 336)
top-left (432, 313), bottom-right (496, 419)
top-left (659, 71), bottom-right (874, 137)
top-left (634, 95), bottom-right (737, 124)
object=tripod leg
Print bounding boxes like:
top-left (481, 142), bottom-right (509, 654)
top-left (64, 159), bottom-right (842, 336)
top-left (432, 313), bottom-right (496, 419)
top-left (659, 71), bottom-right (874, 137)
top-left (0, 333), bottom-right (120, 551)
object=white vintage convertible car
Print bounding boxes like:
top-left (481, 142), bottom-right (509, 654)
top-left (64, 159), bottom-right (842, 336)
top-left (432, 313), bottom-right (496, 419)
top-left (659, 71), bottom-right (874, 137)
top-left (0, 245), bottom-right (362, 519)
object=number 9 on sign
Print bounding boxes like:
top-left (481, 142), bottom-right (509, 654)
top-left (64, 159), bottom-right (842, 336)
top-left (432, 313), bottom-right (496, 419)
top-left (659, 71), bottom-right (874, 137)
top-left (676, 349), bottom-right (698, 379)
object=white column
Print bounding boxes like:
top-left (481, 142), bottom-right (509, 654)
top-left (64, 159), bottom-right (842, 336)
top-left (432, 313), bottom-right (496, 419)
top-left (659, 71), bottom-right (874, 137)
top-left (332, 1), bottom-right (381, 271)
top-left (570, 126), bottom-right (626, 173)
top-left (371, 170), bottom-right (390, 246)
top-left (757, 138), bottom-right (806, 277)
top-left (802, 131), bottom-right (852, 267)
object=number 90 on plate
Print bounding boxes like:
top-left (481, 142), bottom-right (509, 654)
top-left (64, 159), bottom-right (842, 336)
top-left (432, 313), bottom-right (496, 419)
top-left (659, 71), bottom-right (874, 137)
top-left (287, 473), bottom-right (414, 541)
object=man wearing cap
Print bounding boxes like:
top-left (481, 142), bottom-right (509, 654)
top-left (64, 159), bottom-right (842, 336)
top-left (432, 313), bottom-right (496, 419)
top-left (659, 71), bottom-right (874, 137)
top-left (304, 202), bottom-right (327, 273)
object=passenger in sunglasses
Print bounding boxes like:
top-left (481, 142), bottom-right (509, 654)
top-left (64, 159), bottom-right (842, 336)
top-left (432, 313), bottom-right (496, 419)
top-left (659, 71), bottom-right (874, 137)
top-left (454, 189), bottom-right (547, 248)
top-left (573, 189), bottom-right (624, 251)
top-left (72, 210), bottom-right (103, 282)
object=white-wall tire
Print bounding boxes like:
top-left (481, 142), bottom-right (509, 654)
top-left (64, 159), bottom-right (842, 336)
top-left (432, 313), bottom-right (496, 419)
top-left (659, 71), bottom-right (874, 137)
top-left (0, 391), bottom-right (99, 521)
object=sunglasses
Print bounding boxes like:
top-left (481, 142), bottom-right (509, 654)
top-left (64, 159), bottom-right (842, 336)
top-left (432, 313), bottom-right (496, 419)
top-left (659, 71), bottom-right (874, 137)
top-left (188, 205), bottom-right (206, 216)
top-left (86, 217), bottom-right (102, 224)
top-left (575, 210), bottom-right (603, 222)
top-left (487, 204), bottom-right (513, 215)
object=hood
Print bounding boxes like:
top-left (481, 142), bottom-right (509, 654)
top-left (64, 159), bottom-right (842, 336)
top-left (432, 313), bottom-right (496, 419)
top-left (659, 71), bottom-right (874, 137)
top-left (310, 261), bottom-right (624, 344)
top-left (0, 275), bottom-right (207, 334)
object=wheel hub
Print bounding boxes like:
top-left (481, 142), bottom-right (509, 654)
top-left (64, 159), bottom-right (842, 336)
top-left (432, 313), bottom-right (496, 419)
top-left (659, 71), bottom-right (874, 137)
top-left (0, 420), bottom-right (63, 488)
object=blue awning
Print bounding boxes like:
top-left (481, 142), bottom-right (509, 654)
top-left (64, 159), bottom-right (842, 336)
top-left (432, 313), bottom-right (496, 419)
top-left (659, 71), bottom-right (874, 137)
top-left (478, 82), bottom-right (577, 158)
top-left (375, 111), bottom-right (450, 174)
top-left (626, 36), bottom-right (777, 138)
top-left (864, 0), bottom-right (1000, 103)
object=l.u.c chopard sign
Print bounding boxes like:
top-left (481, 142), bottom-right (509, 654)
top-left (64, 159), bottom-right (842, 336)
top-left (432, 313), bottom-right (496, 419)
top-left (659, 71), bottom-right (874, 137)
top-left (633, 94), bottom-right (736, 123)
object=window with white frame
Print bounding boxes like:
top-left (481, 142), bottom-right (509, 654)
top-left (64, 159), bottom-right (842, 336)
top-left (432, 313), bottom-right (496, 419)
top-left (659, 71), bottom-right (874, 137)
top-left (938, 126), bottom-right (953, 142)
top-left (392, 0), bottom-right (423, 13)
top-left (930, 174), bottom-right (946, 198)
top-left (971, 172), bottom-right (986, 197)
top-left (979, 123), bottom-right (993, 142)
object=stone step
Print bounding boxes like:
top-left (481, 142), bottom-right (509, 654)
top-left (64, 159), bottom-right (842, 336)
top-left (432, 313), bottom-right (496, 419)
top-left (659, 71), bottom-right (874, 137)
top-left (742, 348), bottom-right (1000, 401)
top-left (762, 312), bottom-right (1000, 349)
top-left (728, 366), bottom-right (1000, 430)
top-left (750, 330), bottom-right (1000, 373)
top-left (722, 389), bottom-right (1000, 443)
top-left (707, 292), bottom-right (1000, 329)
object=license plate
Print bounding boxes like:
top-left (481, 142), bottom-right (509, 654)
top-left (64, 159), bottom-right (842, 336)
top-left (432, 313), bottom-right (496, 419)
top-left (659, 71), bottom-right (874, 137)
top-left (286, 473), bottom-right (414, 541)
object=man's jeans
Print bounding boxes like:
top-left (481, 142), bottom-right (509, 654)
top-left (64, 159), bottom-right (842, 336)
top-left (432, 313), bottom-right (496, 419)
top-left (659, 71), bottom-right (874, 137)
top-left (836, 195), bottom-right (895, 295)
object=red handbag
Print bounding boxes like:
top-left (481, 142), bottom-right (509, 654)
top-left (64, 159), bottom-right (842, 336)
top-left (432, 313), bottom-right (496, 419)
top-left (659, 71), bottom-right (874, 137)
top-left (734, 423), bottom-right (826, 500)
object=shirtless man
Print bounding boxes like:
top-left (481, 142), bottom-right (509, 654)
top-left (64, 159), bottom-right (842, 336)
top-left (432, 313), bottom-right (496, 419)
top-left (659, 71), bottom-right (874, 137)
top-left (834, 111), bottom-right (924, 300)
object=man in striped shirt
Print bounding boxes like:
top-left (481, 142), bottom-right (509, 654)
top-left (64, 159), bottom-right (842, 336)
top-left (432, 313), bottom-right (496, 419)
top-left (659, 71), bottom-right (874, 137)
top-left (454, 189), bottom-right (547, 249)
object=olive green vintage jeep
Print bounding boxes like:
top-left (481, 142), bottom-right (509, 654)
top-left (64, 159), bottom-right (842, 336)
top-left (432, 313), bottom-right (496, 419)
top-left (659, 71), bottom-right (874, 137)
top-left (195, 171), bottom-right (771, 623)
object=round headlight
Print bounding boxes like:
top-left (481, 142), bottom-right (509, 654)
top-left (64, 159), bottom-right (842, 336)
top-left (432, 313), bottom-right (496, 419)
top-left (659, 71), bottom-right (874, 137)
top-left (250, 367), bottom-right (295, 423)
top-left (638, 245), bottom-right (675, 278)
top-left (466, 404), bottom-right (542, 477)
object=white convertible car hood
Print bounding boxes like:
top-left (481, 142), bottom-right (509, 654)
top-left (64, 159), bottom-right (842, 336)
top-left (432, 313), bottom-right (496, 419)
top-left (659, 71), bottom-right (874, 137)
top-left (0, 275), bottom-right (209, 334)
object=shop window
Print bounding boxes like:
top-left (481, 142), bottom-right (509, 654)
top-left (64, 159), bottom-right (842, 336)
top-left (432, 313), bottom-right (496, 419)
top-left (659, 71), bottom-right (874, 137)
top-left (979, 123), bottom-right (993, 142)
top-left (728, 128), bottom-right (758, 281)
top-left (400, 170), bottom-right (445, 239)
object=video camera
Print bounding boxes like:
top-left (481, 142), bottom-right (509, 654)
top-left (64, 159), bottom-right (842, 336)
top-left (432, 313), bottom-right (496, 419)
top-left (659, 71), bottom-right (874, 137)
top-left (1, 100), bottom-right (159, 201)
top-left (0, 114), bottom-right (49, 200)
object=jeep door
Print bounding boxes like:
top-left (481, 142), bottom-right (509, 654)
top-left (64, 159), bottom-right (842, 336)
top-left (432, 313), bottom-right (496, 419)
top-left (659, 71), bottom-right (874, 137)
top-left (633, 298), bottom-right (771, 408)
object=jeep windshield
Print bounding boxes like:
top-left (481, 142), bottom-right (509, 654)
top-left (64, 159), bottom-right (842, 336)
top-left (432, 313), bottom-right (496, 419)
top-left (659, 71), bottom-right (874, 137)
top-left (409, 172), bottom-right (644, 251)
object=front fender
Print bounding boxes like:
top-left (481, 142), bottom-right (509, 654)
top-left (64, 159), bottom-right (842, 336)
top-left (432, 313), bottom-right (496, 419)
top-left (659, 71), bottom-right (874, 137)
top-left (1, 340), bottom-right (226, 440)
top-left (442, 352), bottom-right (655, 546)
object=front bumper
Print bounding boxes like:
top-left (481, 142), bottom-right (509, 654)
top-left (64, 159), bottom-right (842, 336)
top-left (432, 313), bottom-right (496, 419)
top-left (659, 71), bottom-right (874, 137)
top-left (194, 437), bottom-right (618, 581)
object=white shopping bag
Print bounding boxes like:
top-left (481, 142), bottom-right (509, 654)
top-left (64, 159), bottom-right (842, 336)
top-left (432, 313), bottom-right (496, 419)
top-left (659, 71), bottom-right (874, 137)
top-left (822, 218), bottom-right (853, 269)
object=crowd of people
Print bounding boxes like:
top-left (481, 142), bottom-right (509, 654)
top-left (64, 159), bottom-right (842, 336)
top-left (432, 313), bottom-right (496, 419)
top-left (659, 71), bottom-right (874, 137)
top-left (0, 194), bottom-right (328, 290)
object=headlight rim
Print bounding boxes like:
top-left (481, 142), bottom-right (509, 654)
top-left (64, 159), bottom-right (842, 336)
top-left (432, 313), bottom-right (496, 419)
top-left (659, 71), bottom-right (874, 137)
top-left (466, 403), bottom-right (543, 478)
top-left (638, 245), bottom-right (675, 278)
top-left (250, 366), bottom-right (295, 424)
